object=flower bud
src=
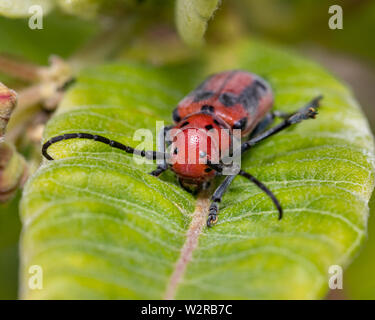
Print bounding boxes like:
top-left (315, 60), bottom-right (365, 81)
top-left (0, 82), bottom-right (17, 137)
top-left (0, 142), bottom-right (27, 203)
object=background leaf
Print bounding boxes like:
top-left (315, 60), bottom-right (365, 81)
top-left (20, 39), bottom-right (375, 299)
top-left (176, 0), bottom-right (221, 46)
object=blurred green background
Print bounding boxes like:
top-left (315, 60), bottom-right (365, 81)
top-left (0, 0), bottom-right (375, 299)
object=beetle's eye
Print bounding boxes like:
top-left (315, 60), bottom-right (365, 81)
top-left (199, 151), bottom-right (207, 158)
top-left (174, 148), bottom-right (178, 155)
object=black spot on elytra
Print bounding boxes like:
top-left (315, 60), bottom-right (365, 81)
top-left (204, 167), bottom-right (213, 173)
top-left (174, 148), bottom-right (178, 154)
top-left (205, 124), bottom-right (214, 131)
top-left (180, 121), bottom-right (189, 127)
top-left (219, 92), bottom-right (238, 107)
top-left (201, 105), bottom-right (215, 113)
top-left (239, 83), bottom-right (264, 114)
top-left (173, 108), bottom-right (181, 122)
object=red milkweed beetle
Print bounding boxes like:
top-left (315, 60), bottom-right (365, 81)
top-left (42, 70), bottom-right (322, 227)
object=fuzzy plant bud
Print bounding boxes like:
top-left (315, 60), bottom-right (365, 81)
top-left (0, 82), bottom-right (17, 137)
top-left (0, 142), bottom-right (28, 202)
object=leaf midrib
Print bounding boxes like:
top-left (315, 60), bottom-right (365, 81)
top-left (164, 190), bottom-right (211, 299)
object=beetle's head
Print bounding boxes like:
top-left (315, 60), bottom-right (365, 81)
top-left (168, 113), bottom-right (230, 184)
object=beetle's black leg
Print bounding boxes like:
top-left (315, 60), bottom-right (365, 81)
top-left (242, 95), bottom-right (322, 154)
top-left (207, 175), bottom-right (236, 227)
top-left (272, 110), bottom-right (292, 120)
top-left (42, 133), bottom-right (167, 161)
top-left (250, 110), bottom-right (295, 139)
top-left (149, 125), bottom-right (173, 176)
top-left (238, 170), bottom-right (282, 220)
top-left (249, 113), bottom-right (275, 138)
top-left (150, 165), bottom-right (168, 176)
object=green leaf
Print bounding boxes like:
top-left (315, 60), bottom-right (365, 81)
top-left (20, 39), bottom-right (375, 299)
top-left (176, 0), bottom-right (222, 46)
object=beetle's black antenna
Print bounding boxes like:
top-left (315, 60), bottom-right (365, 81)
top-left (42, 133), bottom-right (168, 161)
top-left (206, 161), bottom-right (282, 225)
top-left (238, 170), bottom-right (282, 220)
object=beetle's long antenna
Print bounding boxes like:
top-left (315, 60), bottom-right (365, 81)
top-left (206, 161), bottom-right (282, 221)
top-left (238, 170), bottom-right (283, 220)
top-left (42, 133), bottom-right (168, 161)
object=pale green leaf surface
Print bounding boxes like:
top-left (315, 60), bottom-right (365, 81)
top-left (176, 0), bottom-right (221, 46)
top-left (20, 40), bottom-right (375, 299)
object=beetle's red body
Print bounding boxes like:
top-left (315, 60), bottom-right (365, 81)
top-left (42, 69), bottom-right (321, 227)
top-left (169, 70), bottom-right (274, 185)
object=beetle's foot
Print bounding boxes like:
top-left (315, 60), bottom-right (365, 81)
top-left (290, 96), bottom-right (322, 124)
top-left (207, 203), bottom-right (219, 227)
top-left (207, 213), bottom-right (218, 227)
top-left (307, 107), bottom-right (318, 119)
